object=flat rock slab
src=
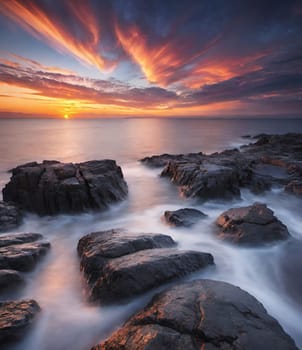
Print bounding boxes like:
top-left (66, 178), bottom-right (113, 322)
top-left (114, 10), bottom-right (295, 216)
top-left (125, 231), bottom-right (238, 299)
top-left (78, 229), bottom-right (176, 284)
top-left (2, 159), bottom-right (128, 215)
top-left (94, 279), bottom-right (298, 350)
top-left (0, 232), bottom-right (43, 248)
top-left (0, 233), bottom-right (50, 271)
top-left (0, 201), bottom-right (23, 232)
top-left (0, 270), bottom-right (24, 291)
top-left (0, 299), bottom-right (40, 343)
top-left (91, 248), bottom-right (214, 303)
top-left (164, 208), bottom-right (207, 227)
top-left (216, 202), bottom-right (290, 245)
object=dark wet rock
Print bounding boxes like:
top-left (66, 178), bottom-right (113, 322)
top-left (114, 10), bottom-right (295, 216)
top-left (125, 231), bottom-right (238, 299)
top-left (285, 180), bottom-right (302, 196)
top-left (90, 249), bottom-right (214, 303)
top-left (0, 232), bottom-right (43, 248)
top-left (0, 233), bottom-right (50, 271)
top-left (141, 152), bottom-right (204, 168)
top-left (216, 202), bottom-right (290, 245)
top-left (78, 229), bottom-right (176, 284)
top-left (161, 161), bottom-right (243, 200)
top-left (0, 299), bottom-right (40, 343)
top-left (0, 270), bottom-right (24, 291)
top-left (94, 279), bottom-right (298, 350)
top-left (3, 159), bottom-right (128, 215)
top-left (164, 208), bottom-right (207, 227)
top-left (142, 133), bottom-right (302, 200)
top-left (0, 201), bottom-right (23, 232)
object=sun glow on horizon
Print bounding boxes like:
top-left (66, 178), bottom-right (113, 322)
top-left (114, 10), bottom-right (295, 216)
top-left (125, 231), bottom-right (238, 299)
top-left (64, 114), bottom-right (69, 119)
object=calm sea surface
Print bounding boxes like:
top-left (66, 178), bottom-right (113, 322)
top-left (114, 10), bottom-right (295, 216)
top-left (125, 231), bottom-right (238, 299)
top-left (1, 118), bottom-right (302, 350)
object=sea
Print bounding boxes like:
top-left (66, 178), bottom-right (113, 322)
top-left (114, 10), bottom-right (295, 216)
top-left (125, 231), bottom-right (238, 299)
top-left (0, 118), bottom-right (302, 350)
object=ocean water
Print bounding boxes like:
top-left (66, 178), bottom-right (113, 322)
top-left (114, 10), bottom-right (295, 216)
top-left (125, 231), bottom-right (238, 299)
top-left (1, 118), bottom-right (302, 350)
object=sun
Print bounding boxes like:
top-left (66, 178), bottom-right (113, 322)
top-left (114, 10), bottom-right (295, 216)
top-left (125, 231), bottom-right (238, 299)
top-left (64, 114), bottom-right (69, 119)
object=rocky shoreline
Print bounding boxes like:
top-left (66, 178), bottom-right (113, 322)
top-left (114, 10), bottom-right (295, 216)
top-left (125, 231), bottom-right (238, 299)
top-left (0, 134), bottom-right (301, 349)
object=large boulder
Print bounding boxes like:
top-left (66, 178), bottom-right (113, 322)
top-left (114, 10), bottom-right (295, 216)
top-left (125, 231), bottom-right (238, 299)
top-left (0, 300), bottom-right (40, 343)
top-left (2, 160), bottom-right (128, 215)
top-left (141, 152), bottom-right (204, 168)
top-left (216, 203), bottom-right (290, 245)
top-left (94, 279), bottom-right (298, 350)
top-left (0, 201), bottom-right (23, 232)
top-left (78, 229), bottom-right (176, 284)
top-left (0, 233), bottom-right (50, 271)
top-left (90, 249), bottom-right (214, 303)
top-left (78, 229), bottom-right (213, 304)
top-left (164, 208), bottom-right (207, 227)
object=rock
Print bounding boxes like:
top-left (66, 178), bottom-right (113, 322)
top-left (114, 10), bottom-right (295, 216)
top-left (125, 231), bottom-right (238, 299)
top-left (142, 133), bottom-right (302, 201)
top-left (0, 270), bottom-right (24, 291)
top-left (0, 201), bottom-right (23, 232)
top-left (0, 232), bottom-right (43, 248)
top-left (78, 229), bottom-right (176, 284)
top-left (94, 279), bottom-right (298, 350)
top-left (285, 180), bottom-right (302, 196)
top-left (90, 249), bottom-right (214, 303)
top-left (141, 153), bottom-right (204, 168)
top-left (216, 202), bottom-right (290, 245)
top-left (2, 159), bottom-right (128, 215)
top-left (161, 161), bottom-right (243, 200)
top-left (0, 233), bottom-right (50, 271)
top-left (0, 299), bottom-right (40, 343)
top-left (164, 208), bottom-right (207, 227)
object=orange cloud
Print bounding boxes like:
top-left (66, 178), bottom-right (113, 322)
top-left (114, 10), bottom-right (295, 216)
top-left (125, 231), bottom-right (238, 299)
top-left (0, 0), bottom-right (113, 70)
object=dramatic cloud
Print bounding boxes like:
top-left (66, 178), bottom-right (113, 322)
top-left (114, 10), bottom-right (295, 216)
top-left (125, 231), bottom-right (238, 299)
top-left (0, 0), bottom-right (301, 116)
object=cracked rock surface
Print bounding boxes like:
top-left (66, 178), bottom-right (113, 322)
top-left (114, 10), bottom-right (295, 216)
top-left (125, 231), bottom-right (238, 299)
top-left (93, 279), bottom-right (298, 350)
top-left (216, 202), bottom-right (290, 245)
top-left (2, 159), bottom-right (128, 215)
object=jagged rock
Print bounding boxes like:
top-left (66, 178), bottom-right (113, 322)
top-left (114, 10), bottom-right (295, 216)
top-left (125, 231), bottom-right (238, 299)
top-left (0, 299), bottom-right (40, 343)
top-left (2, 159), bottom-right (128, 215)
top-left (78, 229), bottom-right (176, 284)
top-left (141, 153), bottom-right (204, 168)
top-left (0, 270), bottom-right (24, 291)
top-left (93, 279), bottom-right (298, 350)
top-left (142, 134), bottom-right (302, 200)
top-left (90, 249), bottom-right (214, 303)
top-left (0, 201), bottom-right (23, 232)
top-left (161, 161), bottom-right (243, 200)
top-left (164, 208), bottom-right (207, 227)
top-left (216, 202), bottom-right (290, 245)
top-left (0, 233), bottom-right (50, 271)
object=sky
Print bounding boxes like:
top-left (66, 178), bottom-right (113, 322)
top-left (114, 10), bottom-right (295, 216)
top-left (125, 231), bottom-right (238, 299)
top-left (0, 0), bottom-right (301, 118)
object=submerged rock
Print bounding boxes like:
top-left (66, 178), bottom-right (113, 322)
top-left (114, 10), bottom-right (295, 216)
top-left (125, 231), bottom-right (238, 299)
top-left (164, 208), bottom-right (207, 227)
top-left (0, 299), bottom-right (40, 343)
top-left (0, 270), bottom-right (24, 291)
top-left (94, 279), bottom-right (298, 350)
top-left (0, 201), bottom-right (23, 232)
top-left (216, 202), bottom-right (290, 245)
top-left (285, 180), bottom-right (302, 196)
top-left (90, 249), bottom-right (213, 303)
top-left (78, 229), bottom-right (213, 304)
top-left (0, 233), bottom-right (50, 271)
top-left (2, 159), bottom-right (128, 215)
